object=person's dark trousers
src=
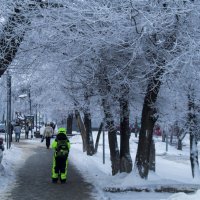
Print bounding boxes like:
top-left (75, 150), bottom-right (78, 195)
top-left (25, 132), bottom-right (29, 139)
top-left (46, 137), bottom-right (51, 149)
top-left (54, 156), bottom-right (67, 183)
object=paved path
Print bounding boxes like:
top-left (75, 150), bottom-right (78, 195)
top-left (3, 140), bottom-right (95, 200)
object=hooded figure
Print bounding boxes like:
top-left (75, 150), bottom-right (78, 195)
top-left (51, 127), bottom-right (70, 183)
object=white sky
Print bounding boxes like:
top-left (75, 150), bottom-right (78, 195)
top-left (1, 130), bottom-right (200, 200)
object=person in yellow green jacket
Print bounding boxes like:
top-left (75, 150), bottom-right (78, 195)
top-left (51, 127), bottom-right (70, 183)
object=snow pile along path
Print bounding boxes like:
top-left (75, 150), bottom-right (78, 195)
top-left (0, 140), bottom-right (42, 198)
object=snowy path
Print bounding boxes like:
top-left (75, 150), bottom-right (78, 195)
top-left (1, 140), bottom-right (95, 200)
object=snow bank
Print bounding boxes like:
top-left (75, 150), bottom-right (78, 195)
top-left (165, 190), bottom-right (200, 200)
top-left (0, 145), bottom-right (24, 193)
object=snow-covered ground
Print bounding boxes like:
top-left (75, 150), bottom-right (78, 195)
top-left (0, 141), bottom-right (33, 199)
top-left (69, 132), bottom-right (200, 200)
top-left (1, 130), bottom-right (200, 200)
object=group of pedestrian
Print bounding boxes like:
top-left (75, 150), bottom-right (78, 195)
top-left (11, 119), bottom-right (71, 184)
top-left (12, 121), bottom-right (32, 142)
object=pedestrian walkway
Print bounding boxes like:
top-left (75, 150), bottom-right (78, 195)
top-left (2, 140), bottom-right (95, 200)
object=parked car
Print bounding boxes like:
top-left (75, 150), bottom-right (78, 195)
top-left (0, 124), bottom-right (6, 133)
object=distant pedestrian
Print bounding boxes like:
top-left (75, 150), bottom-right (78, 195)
top-left (42, 123), bottom-right (53, 149)
top-left (28, 122), bottom-right (33, 139)
top-left (51, 127), bottom-right (70, 183)
top-left (25, 123), bottom-right (29, 139)
top-left (14, 122), bottom-right (21, 142)
top-left (10, 123), bottom-right (14, 142)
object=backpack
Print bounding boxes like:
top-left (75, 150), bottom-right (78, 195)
top-left (45, 127), bottom-right (52, 137)
top-left (56, 139), bottom-right (69, 158)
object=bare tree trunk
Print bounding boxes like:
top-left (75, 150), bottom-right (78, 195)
top-left (74, 110), bottom-right (87, 152)
top-left (108, 127), bottom-right (120, 176)
top-left (188, 89), bottom-right (200, 178)
top-left (135, 67), bottom-right (163, 179)
top-left (94, 122), bottom-right (103, 153)
top-left (84, 111), bottom-right (95, 156)
top-left (102, 98), bottom-right (120, 175)
top-left (162, 133), bottom-right (166, 142)
top-left (177, 139), bottom-right (182, 150)
top-left (67, 113), bottom-right (73, 135)
top-left (190, 134), bottom-right (199, 178)
top-left (97, 67), bottom-right (120, 175)
top-left (83, 92), bottom-right (95, 155)
top-left (119, 87), bottom-right (132, 173)
top-left (170, 132), bottom-right (173, 145)
top-left (149, 139), bottom-right (156, 172)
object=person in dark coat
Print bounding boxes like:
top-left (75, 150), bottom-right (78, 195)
top-left (14, 122), bottom-right (21, 142)
top-left (25, 123), bottom-right (29, 139)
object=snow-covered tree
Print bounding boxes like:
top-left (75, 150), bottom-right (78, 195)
top-left (2, 0), bottom-right (200, 179)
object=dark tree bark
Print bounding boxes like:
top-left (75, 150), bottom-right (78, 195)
top-left (135, 66), bottom-right (163, 179)
top-left (97, 66), bottom-right (120, 175)
top-left (173, 122), bottom-right (186, 151)
top-left (84, 111), bottom-right (95, 156)
top-left (149, 139), bottom-right (156, 172)
top-left (170, 132), bottom-right (173, 145)
top-left (190, 134), bottom-right (199, 178)
top-left (162, 130), bottom-right (166, 142)
top-left (102, 98), bottom-right (120, 175)
top-left (188, 89), bottom-right (200, 178)
top-left (119, 86), bottom-right (132, 173)
top-left (67, 113), bottom-right (73, 135)
top-left (94, 122), bottom-right (103, 153)
top-left (83, 92), bottom-right (95, 156)
top-left (177, 139), bottom-right (182, 151)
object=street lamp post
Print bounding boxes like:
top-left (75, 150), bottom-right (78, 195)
top-left (19, 87), bottom-right (33, 138)
top-left (28, 88), bottom-right (33, 139)
top-left (28, 88), bottom-right (31, 115)
top-left (6, 72), bottom-right (11, 149)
